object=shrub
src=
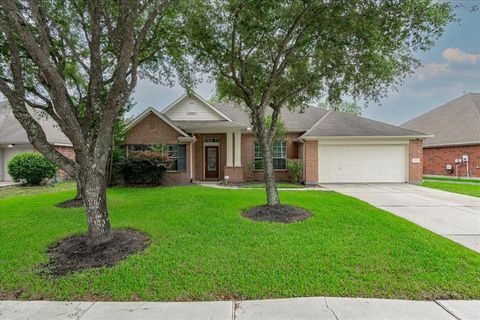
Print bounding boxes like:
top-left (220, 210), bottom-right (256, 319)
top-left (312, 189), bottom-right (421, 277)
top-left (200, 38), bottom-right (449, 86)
top-left (7, 152), bottom-right (57, 185)
top-left (121, 151), bottom-right (171, 185)
top-left (287, 159), bottom-right (303, 184)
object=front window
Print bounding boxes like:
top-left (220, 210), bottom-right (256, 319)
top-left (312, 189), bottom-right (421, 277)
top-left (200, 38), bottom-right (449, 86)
top-left (254, 140), bottom-right (287, 170)
top-left (127, 144), bottom-right (186, 171)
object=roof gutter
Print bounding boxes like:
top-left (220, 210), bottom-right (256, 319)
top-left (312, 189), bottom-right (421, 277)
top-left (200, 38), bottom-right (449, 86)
top-left (423, 141), bottom-right (480, 148)
top-left (295, 135), bottom-right (433, 142)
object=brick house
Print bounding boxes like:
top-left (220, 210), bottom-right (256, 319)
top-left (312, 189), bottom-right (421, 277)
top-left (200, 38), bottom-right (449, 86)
top-left (0, 101), bottom-right (74, 181)
top-left (123, 92), bottom-right (428, 184)
top-left (402, 93), bottom-right (480, 178)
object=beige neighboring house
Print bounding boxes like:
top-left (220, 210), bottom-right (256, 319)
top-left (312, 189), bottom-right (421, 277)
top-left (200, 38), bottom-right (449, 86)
top-left (123, 92), bottom-right (429, 185)
top-left (0, 101), bottom-right (73, 182)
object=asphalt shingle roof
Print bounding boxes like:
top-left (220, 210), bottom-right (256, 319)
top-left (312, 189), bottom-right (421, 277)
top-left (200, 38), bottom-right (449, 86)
top-left (401, 93), bottom-right (480, 147)
top-left (211, 101), bottom-right (426, 138)
top-left (0, 100), bottom-right (71, 146)
top-left (212, 102), bottom-right (330, 132)
top-left (302, 110), bottom-right (426, 137)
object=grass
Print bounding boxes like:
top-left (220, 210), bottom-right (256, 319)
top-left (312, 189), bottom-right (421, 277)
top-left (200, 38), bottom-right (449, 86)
top-left (1, 185), bottom-right (479, 301)
top-left (423, 181), bottom-right (480, 198)
top-left (239, 182), bottom-right (304, 188)
top-left (424, 176), bottom-right (480, 184)
top-left (0, 181), bottom-right (76, 199)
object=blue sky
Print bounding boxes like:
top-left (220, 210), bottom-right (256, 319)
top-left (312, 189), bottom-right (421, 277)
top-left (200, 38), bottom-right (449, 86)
top-left (133, 4), bottom-right (480, 125)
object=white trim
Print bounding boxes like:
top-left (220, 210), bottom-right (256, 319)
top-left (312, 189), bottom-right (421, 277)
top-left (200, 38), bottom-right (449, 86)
top-left (317, 139), bottom-right (410, 145)
top-left (125, 107), bottom-right (190, 137)
top-left (178, 136), bottom-right (196, 142)
top-left (52, 143), bottom-right (73, 147)
top-left (161, 92), bottom-right (233, 122)
top-left (234, 130), bottom-right (241, 167)
top-left (299, 135), bottom-right (432, 142)
top-left (226, 131), bottom-right (233, 166)
top-left (190, 141), bottom-right (194, 181)
top-left (185, 127), bottom-right (242, 133)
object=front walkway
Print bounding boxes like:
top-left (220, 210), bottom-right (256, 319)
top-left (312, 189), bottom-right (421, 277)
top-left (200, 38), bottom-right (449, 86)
top-left (1, 297), bottom-right (479, 320)
top-left (0, 181), bottom-right (21, 188)
top-left (196, 181), bottom-right (327, 191)
top-left (323, 183), bottom-right (480, 253)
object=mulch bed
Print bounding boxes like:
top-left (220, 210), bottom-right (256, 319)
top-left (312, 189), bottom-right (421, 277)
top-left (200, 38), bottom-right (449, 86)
top-left (242, 204), bottom-right (312, 223)
top-left (56, 198), bottom-right (84, 208)
top-left (41, 229), bottom-right (149, 276)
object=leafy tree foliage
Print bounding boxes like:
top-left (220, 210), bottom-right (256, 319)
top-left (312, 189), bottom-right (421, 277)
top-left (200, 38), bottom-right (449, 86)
top-left (0, 0), bottom-right (189, 245)
top-left (183, 0), bottom-right (454, 205)
top-left (319, 101), bottom-right (362, 116)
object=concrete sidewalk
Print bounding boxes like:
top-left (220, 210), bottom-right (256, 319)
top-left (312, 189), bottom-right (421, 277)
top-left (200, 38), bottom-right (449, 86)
top-left (1, 297), bottom-right (479, 320)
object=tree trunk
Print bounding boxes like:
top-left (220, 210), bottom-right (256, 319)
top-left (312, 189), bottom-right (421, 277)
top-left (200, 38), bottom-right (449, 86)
top-left (260, 136), bottom-right (280, 206)
top-left (80, 169), bottom-right (112, 246)
top-left (74, 180), bottom-right (83, 201)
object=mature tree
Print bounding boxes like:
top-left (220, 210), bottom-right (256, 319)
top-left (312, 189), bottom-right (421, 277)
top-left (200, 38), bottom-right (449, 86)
top-left (0, 0), bottom-right (188, 245)
top-left (184, 0), bottom-right (454, 206)
top-left (319, 101), bottom-right (362, 116)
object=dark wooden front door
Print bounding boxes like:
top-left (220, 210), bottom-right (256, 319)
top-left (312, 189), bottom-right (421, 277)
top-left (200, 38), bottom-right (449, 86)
top-left (205, 146), bottom-right (219, 179)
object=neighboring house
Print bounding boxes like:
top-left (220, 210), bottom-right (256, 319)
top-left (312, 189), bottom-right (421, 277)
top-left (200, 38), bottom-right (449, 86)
top-left (0, 101), bottom-right (73, 182)
top-left (402, 93), bottom-right (480, 178)
top-left (123, 92), bottom-right (428, 184)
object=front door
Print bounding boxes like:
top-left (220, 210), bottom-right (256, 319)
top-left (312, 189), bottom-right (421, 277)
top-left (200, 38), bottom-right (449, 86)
top-left (205, 146), bottom-right (219, 179)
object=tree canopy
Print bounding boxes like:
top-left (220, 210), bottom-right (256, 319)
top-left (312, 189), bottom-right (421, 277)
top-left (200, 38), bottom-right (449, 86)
top-left (183, 0), bottom-right (454, 205)
top-left (0, 0), bottom-right (190, 245)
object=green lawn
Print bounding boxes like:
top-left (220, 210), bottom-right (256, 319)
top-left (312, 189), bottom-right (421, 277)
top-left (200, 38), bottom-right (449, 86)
top-left (423, 181), bottom-right (480, 198)
top-left (424, 176), bottom-right (480, 184)
top-left (0, 181), bottom-right (76, 199)
top-left (1, 185), bottom-right (479, 301)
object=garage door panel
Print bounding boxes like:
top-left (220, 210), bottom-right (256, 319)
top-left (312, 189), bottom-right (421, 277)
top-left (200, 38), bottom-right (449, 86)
top-left (318, 144), bottom-right (407, 183)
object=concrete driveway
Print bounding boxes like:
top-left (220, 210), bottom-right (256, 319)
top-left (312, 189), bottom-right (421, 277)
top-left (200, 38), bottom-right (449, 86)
top-left (322, 183), bottom-right (480, 253)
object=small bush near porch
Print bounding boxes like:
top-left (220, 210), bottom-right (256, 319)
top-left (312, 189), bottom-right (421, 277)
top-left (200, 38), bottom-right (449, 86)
top-left (1, 185), bottom-right (479, 301)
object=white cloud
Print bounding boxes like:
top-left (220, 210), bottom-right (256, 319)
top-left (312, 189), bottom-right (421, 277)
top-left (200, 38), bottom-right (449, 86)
top-left (441, 48), bottom-right (480, 64)
top-left (414, 62), bottom-right (451, 80)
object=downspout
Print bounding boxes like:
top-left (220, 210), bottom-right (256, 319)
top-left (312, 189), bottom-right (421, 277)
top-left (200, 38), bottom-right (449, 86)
top-left (301, 139), bottom-right (306, 184)
top-left (190, 140), bottom-right (194, 182)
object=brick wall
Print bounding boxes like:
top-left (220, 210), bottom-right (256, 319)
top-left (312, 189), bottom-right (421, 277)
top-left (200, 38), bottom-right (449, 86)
top-left (408, 139), bottom-right (423, 184)
top-left (54, 146), bottom-right (75, 180)
top-left (224, 166), bottom-right (244, 183)
top-left (423, 144), bottom-right (480, 178)
top-left (241, 133), bottom-right (301, 182)
top-left (123, 112), bottom-right (191, 184)
top-left (304, 140), bottom-right (318, 184)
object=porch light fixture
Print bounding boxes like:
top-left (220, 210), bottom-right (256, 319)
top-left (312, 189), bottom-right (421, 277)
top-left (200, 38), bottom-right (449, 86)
top-left (7, 144), bottom-right (15, 148)
top-left (246, 127), bottom-right (252, 131)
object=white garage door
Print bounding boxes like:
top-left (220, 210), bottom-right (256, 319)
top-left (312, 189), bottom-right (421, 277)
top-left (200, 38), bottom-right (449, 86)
top-left (2, 146), bottom-right (34, 181)
top-left (318, 144), bottom-right (407, 183)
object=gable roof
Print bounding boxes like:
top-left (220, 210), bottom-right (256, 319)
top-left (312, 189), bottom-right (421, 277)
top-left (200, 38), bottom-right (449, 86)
top-left (0, 100), bottom-right (72, 146)
top-left (162, 92), bottom-right (232, 121)
top-left (124, 106), bottom-right (191, 137)
top-left (299, 109), bottom-right (427, 139)
top-left (402, 93), bottom-right (480, 147)
top-left (127, 92), bottom-right (428, 139)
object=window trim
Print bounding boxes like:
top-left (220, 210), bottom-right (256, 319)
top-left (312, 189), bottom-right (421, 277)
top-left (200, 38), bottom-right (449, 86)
top-left (253, 140), bottom-right (288, 171)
